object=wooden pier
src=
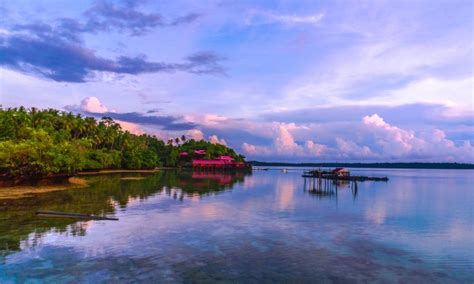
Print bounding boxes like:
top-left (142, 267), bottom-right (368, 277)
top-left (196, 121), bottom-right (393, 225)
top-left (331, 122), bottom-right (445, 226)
top-left (303, 176), bottom-right (359, 199)
top-left (302, 174), bottom-right (388, 182)
top-left (302, 168), bottom-right (387, 199)
top-left (302, 168), bottom-right (388, 182)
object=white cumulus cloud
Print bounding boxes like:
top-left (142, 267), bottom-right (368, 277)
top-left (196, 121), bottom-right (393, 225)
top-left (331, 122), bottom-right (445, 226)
top-left (79, 96), bottom-right (109, 113)
top-left (208, 134), bottom-right (227, 146)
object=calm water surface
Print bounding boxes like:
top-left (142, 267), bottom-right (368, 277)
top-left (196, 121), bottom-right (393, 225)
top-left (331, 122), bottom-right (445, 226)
top-left (0, 169), bottom-right (473, 283)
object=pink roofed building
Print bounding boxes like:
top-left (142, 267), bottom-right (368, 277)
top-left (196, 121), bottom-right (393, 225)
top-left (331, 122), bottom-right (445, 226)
top-left (192, 155), bottom-right (250, 170)
top-left (216, 155), bottom-right (234, 161)
top-left (194, 149), bottom-right (206, 155)
top-left (332, 168), bottom-right (350, 177)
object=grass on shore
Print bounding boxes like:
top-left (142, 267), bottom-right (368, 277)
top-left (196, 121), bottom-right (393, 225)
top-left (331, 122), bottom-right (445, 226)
top-left (0, 169), bottom-right (170, 200)
top-left (0, 177), bottom-right (89, 201)
top-left (76, 169), bottom-right (163, 175)
top-left (119, 177), bottom-right (146, 180)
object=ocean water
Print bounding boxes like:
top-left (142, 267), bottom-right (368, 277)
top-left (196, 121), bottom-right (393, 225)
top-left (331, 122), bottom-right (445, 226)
top-left (0, 168), bottom-right (473, 283)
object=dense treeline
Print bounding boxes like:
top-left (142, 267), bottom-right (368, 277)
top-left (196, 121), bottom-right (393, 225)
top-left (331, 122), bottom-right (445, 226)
top-left (0, 107), bottom-right (245, 179)
top-left (250, 161), bottom-right (474, 169)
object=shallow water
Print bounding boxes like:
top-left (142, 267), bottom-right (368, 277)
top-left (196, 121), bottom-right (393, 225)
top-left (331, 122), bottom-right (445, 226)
top-left (0, 169), bottom-right (473, 282)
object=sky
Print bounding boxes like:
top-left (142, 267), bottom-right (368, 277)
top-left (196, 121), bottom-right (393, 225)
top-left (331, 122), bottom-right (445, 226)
top-left (0, 0), bottom-right (473, 162)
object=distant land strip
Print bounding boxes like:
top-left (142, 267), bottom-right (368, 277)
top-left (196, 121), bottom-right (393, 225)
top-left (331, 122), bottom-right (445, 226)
top-left (249, 161), bottom-right (474, 170)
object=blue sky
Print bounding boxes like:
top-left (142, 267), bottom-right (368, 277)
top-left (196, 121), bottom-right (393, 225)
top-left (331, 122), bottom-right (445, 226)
top-left (1, 0), bottom-right (473, 162)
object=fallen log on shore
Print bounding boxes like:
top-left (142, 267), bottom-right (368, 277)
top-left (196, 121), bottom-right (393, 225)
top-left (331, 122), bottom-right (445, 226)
top-left (36, 210), bottom-right (119, 221)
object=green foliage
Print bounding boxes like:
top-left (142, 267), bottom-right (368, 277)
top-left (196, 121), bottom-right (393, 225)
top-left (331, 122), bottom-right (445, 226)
top-left (0, 107), bottom-right (246, 179)
top-left (176, 139), bottom-right (245, 162)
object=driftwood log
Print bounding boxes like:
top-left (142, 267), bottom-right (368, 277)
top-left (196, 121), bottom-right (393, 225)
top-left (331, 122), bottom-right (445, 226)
top-left (36, 210), bottom-right (119, 221)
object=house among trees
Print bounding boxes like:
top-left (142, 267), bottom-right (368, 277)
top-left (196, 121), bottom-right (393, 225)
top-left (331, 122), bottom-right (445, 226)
top-left (192, 155), bottom-right (250, 170)
top-left (332, 168), bottom-right (350, 177)
top-left (194, 149), bottom-right (206, 155)
top-left (216, 155), bottom-right (234, 162)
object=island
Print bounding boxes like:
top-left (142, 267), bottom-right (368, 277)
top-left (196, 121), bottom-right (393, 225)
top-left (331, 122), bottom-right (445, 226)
top-left (0, 107), bottom-right (249, 183)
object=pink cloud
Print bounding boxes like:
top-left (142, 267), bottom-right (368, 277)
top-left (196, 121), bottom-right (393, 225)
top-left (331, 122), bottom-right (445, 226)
top-left (241, 123), bottom-right (327, 158)
top-left (335, 138), bottom-right (374, 158)
top-left (304, 141), bottom-right (327, 156)
top-left (242, 143), bottom-right (258, 155)
top-left (115, 120), bottom-right (144, 135)
top-left (79, 97), bottom-right (109, 113)
top-left (187, 129), bottom-right (205, 141)
top-left (64, 98), bottom-right (474, 162)
top-left (241, 114), bottom-right (474, 162)
top-left (363, 113), bottom-right (418, 156)
top-left (208, 135), bottom-right (227, 146)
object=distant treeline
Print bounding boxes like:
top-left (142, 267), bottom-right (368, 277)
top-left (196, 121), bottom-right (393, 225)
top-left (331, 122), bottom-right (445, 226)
top-left (250, 161), bottom-right (474, 169)
top-left (0, 107), bottom-right (245, 180)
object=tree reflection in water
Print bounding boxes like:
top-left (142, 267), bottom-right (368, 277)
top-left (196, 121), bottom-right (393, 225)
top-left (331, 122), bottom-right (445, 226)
top-left (0, 170), bottom-right (251, 259)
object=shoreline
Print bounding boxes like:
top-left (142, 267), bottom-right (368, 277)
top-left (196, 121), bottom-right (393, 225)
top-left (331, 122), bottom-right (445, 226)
top-left (76, 168), bottom-right (168, 176)
top-left (0, 168), bottom-right (177, 184)
top-left (0, 169), bottom-right (176, 201)
top-left (0, 177), bottom-right (89, 201)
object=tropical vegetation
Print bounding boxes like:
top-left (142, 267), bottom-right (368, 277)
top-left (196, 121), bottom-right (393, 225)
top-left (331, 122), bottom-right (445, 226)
top-left (0, 107), bottom-right (245, 179)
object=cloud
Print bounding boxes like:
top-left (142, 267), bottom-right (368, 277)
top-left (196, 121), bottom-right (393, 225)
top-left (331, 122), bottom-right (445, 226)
top-left (1, 0), bottom-right (216, 82)
top-left (371, 77), bottom-right (473, 111)
top-left (304, 141), bottom-right (327, 156)
top-left (2, 1), bottom-right (472, 164)
top-left (67, 97), bottom-right (144, 135)
top-left (242, 143), bottom-right (257, 155)
top-left (362, 113), bottom-right (421, 156)
top-left (183, 113), bottom-right (230, 126)
top-left (83, 0), bottom-right (164, 35)
top-left (263, 103), bottom-right (452, 124)
top-left (239, 114), bottom-right (474, 162)
top-left (246, 10), bottom-right (324, 26)
top-left (13, 21), bottom-right (81, 43)
top-left (335, 138), bottom-right (374, 159)
top-left (363, 113), bottom-right (388, 127)
top-left (170, 111), bottom-right (474, 162)
top-left (0, 33), bottom-right (225, 82)
top-left (280, 22), bottom-right (472, 111)
top-left (273, 124), bottom-right (303, 155)
top-left (261, 103), bottom-right (474, 152)
top-left (63, 98), bottom-right (474, 162)
top-left (240, 123), bottom-right (327, 158)
top-left (11, 1), bottom-right (201, 40)
top-left (185, 52), bottom-right (226, 75)
top-left (262, 103), bottom-right (474, 145)
top-left (10, 1), bottom-right (202, 43)
top-left (170, 13), bottom-right (202, 26)
top-left (79, 96), bottom-right (108, 113)
top-left (83, 1), bottom-right (202, 35)
top-left (183, 130), bottom-right (228, 145)
top-left (89, 111), bottom-right (198, 131)
top-left (361, 114), bottom-right (474, 161)
top-left (114, 119), bottom-right (144, 135)
top-left (66, 97), bottom-right (197, 130)
top-left (187, 129), bottom-right (205, 141)
top-left (208, 134), bottom-right (227, 146)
